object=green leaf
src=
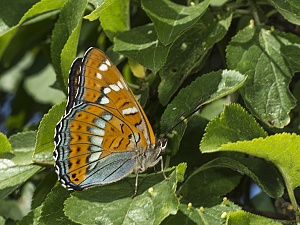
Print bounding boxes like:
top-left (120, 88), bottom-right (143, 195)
top-left (0, 0), bottom-right (66, 33)
top-left (227, 210), bottom-right (283, 225)
top-left (1, 19), bottom-right (55, 67)
top-left (87, 0), bottom-right (104, 9)
top-left (200, 98), bottom-right (229, 121)
top-left (0, 27), bottom-right (18, 61)
top-left (9, 131), bottom-right (37, 165)
top-left (0, 51), bottom-right (32, 93)
top-left (18, 205), bottom-right (42, 225)
top-left (83, 1), bottom-right (103, 21)
top-left (269, 0), bottom-right (300, 25)
top-left (201, 105), bottom-right (299, 212)
top-left (168, 114), bottom-right (206, 169)
top-left (0, 186), bottom-right (21, 199)
top-left (24, 64), bottom-right (65, 105)
top-left (158, 10), bottom-right (233, 105)
top-left (114, 24), bottom-right (170, 73)
top-left (0, 0), bottom-right (67, 62)
top-left (0, 159), bottom-right (40, 190)
top-left (100, 0), bottom-right (129, 39)
top-left (217, 133), bottom-right (300, 191)
top-left (0, 0), bottom-right (38, 32)
top-left (51, 0), bottom-right (88, 90)
top-left (0, 216), bottom-right (4, 224)
top-left (0, 198), bottom-right (24, 221)
top-left (38, 186), bottom-right (77, 225)
top-left (227, 25), bottom-right (300, 128)
top-left (0, 0), bottom-right (37, 56)
top-left (85, 0), bottom-right (129, 40)
top-left (31, 172), bottom-right (58, 209)
top-left (198, 157), bottom-right (284, 198)
top-left (63, 164), bottom-right (186, 225)
top-left (163, 200), bottom-right (241, 225)
top-left (141, 0), bottom-right (210, 45)
top-left (0, 132), bottom-right (11, 156)
top-left (178, 167), bottom-right (241, 207)
top-left (161, 70), bottom-right (247, 155)
top-left (201, 103), bottom-right (267, 151)
top-left (19, 0), bottom-right (68, 25)
top-left (34, 101), bottom-right (66, 163)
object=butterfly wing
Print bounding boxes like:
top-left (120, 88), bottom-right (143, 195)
top-left (65, 57), bottom-right (82, 113)
top-left (80, 48), bottom-right (156, 147)
top-left (54, 48), bottom-right (156, 190)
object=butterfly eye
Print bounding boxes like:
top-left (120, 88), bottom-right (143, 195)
top-left (157, 138), bottom-right (168, 150)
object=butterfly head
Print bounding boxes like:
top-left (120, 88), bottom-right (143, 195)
top-left (134, 137), bottom-right (167, 174)
top-left (156, 137), bottom-right (168, 153)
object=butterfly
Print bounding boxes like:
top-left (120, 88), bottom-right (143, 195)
top-left (54, 47), bottom-right (167, 195)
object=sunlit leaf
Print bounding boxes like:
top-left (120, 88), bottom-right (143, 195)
top-left (161, 70), bottom-right (246, 155)
top-left (63, 164), bottom-right (186, 225)
top-left (34, 101), bottom-right (66, 163)
top-left (163, 201), bottom-right (241, 225)
top-left (114, 24), bottom-right (170, 73)
top-left (51, 0), bottom-right (88, 90)
top-left (227, 25), bottom-right (300, 128)
top-left (141, 0), bottom-right (210, 45)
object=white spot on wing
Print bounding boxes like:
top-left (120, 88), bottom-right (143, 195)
top-left (117, 81), bottom-right (124, 89)
top-left (102, 113), bottom-right (112, 121)
top-left (105, 59), bottom-right (111, 66)
top-left (99, 63), bottom-right (108, 71)
top-left (103, 87), bottom-right (111, 94)
top-left (134, 133), bottom-right (140, 142)
top-left (88, 152), bottom-right (102, 163)
top-left (122, 107), bottom-right (138, 115)
top-left (96, 72), bottom-right (102, 79)
top-left (93, 119), bottom-right (106, 129)
top-left (94, 118), bottom-right (106, 129)
top-left (90, 145), bottom-right (102, 152)
top-left (99, 96), bottom-right (109, 105)
top-left (136, 123), bottom-right (143, 131)
top-left (90, 136), bottom-right (104, 146)
top-left (109, 84), bottom-right (120, 91)
top-left (90, 128), bottom-right (104, 136)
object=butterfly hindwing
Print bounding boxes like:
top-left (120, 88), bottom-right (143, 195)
top-left (55, 103), bottom-right (142, 189)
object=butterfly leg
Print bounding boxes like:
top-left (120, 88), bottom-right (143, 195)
top-left (132, 172), bottom-right (139, 198)
top-left (149, 156), bottom-right (168, 180)
top-left (132, 156), bottom-right (168, 197)
top-left (158, 156), bottom-right (168, 180)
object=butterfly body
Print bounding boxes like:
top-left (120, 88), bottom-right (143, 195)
top-left (54, 48), bottom-right (167, 192)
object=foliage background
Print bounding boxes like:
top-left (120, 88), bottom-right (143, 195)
top-left (1, 0), bottom-right (300, 224)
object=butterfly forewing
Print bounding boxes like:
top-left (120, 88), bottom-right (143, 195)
top-left (80, 48), bottom-right (156, 146)
top-left (54, 48), bottom-right (158, 190)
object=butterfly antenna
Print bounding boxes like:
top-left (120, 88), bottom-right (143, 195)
top-left (163, 111), bottom-right (185, 136)
top-left (163, 103), bottom-right (202, 136)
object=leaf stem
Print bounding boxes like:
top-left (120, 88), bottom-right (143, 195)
top-left (164, 155), bottom-right (170, 169)
top-left (33, 159), bottom-right (54, 167)
top-left (249, 0), bottom-right (261, 25)
top-left (283, 173), bottom-right (300, 223)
